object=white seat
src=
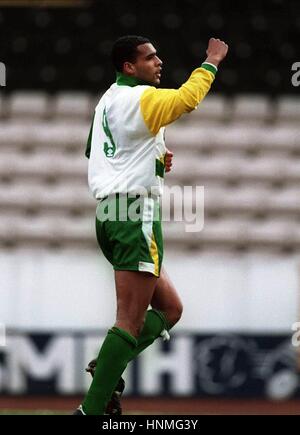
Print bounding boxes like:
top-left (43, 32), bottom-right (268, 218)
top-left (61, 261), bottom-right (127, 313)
top-left (0, 153), bottom-right (87, 181)
top-left (280, 159), bottom-right (300, 182)
top-left (276, 96), bottom-right (300, 124)
top-left (0, 121), bottom-right (90, 156)
top-left (51, 92), bottom-right (93, 120)
top-left (168, 154), bottom-right (231, 182)
top-left (0, 122), bottom-right (34, 147)
top-left (166, 124), bottom-right (300, 155)
top-left (267, 188), bottom-right (300, 213)
top-left (203, 186), bottom-right (270, 213)
top-left (166, 124), bottom-right (261, 153)
top-left (8, 92), bottom-right (49, 119)
top-left (185, 95), bottom-right (228, 123)
top-left (231, 94), bottom-right (271, 124)
top-left (246, 219), bottom-right (299, 245)
top-left (208, 125), bottom-right (261, 151)
top-left (0, 184), bottom-right (94, 211)
top-left (31, 121), bottom-right (90, 150)
top-left (257, 126), bottom-right (300, 152)
top-left (164, 218), bottom-right (249, 245)
top-left (164, 217), bottom-right (300, 248)
top-left (0, 214), bottom-right (94, 244)
top-left (166, 124), bottom-right (257, 152)
top-left (167, 154), bottom-right (297, 184)
top-left (165, 125), bottom-right (214, 151)
top-left (1, 206), bottom-right (300, 249)
top-left (195, 156), bottom-right (283, 183)
top-left (171, 185), bottom-right (284, 218)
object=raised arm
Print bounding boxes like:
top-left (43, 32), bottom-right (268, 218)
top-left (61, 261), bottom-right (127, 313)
top-left (140, 38), bottom-right (228, 135)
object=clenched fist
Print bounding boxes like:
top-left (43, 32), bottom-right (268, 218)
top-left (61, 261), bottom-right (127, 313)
top-left (205, 38), bottom-right (228, 67)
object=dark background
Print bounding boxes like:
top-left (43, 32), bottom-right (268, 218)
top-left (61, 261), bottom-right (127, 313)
top-left (0, 0), bottom-right (299, 94)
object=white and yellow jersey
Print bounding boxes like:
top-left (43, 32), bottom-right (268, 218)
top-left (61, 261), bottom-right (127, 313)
top-left (86, 63), bottom-right (217, 199)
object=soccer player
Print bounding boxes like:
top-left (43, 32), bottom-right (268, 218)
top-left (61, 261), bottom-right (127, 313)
top-left (74, 35), bottom-right (228, 415)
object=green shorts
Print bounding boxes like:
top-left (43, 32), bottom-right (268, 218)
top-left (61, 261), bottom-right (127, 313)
top-left (95, 194), bottom-right (163, 277)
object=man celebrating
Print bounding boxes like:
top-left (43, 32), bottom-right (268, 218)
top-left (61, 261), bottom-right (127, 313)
top-left (75, 35), bottom-right (228, 415)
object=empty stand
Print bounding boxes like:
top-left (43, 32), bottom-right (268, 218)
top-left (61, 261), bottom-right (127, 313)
top-left (1, 91), bottom-right (300, 251)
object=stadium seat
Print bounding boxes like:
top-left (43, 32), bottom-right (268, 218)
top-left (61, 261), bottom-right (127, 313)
top-left (0, 153), bottom-right (87, 182)
top-left (267, 188), bottom-right (300, 214)
top-left (51, 92), bottom-right (93, 120)
top-left (256, 126), bottom-right (300, 153)
top-left (165, 124), bottom-right (300, 155)
top-left (165, 125), bottom-right (212, 151)
top-left (8, 92), bottom-right (49, 120)
top-left (244, 218), bottom-right (299, 246)
top-left (0, 122), bottom-right (34, 148)
top-left (0, 183), bottom-right (94, 213)
top-left (276, 96), bottom-right (300, 124)
top-left (230, 94), bottom-right (272, 124)
top-left (164, 217), bottom-right (300, 249)
top-left (1, 213), bottom-right (299, 250)
top-left (207, 125), bottom-right (261, 152)
top-left (0, 214), bottom-right (94, 246)
top-left (184, 95), bottom-right (228, 124)
top-left (31, 121), bottom-right (89, 151)
top-left (201, 186), bottom-right (269, 214)
top-left (170, 184), bottom-right (300, 218)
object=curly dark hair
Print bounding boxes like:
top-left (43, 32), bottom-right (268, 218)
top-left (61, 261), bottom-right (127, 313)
top-left (111, 35), bottom-right (151, 72)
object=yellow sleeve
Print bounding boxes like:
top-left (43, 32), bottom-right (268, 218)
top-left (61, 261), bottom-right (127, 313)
top-left (140, 66), bottom-right (215, 135)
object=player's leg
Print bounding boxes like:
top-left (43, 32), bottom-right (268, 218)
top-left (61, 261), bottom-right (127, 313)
top-left (151, 266), bottom-right (183, 329)
top-left (81, 194), bottom-right (163, 414)
top-left (83, 268), bottom-right (182, 414)
top-left (129, 266), bottom-right (183, 359)
top-left (85, 267), bottom-right (180, 368)
top-left (82, 270), bottom-right (157, 415)
top-left (114, 270), bottom-right (157, 337)
top-left (85, 196), bottom-right (182, 375)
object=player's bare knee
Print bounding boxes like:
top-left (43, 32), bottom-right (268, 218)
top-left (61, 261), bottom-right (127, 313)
top-left (167, 301), bottom-right (183, 326)
top-left (174, 303), bottom-right (183, 324)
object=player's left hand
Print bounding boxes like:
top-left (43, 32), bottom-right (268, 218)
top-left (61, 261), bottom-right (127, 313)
top-left (165, 149), bottom-right (173, 173)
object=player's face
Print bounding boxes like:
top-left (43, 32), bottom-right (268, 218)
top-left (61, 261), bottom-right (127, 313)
top-left (130, 43), bottom-right (163, 86)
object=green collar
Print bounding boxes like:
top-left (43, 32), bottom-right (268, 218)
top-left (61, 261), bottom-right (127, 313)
top-left (116, 72), bottom-right (148, 87)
